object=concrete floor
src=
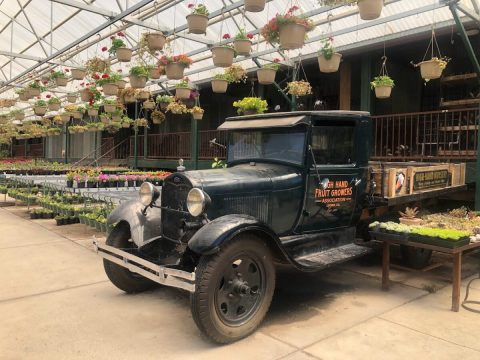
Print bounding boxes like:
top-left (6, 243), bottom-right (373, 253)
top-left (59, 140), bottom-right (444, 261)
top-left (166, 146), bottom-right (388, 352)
top-left (1, 204), bottom-right (480, 360)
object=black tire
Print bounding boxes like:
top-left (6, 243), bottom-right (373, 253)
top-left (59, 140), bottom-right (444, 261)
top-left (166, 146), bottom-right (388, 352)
top-left (103, 222), bottom-right (157, 294)
top-left (400, 245), bottom-right (432, 269)
top-left (190, 234), bottom-right (275, 344)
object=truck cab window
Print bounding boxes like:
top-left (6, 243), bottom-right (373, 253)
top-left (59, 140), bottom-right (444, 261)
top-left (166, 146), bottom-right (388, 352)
top-left (312, 125), bottom-right (355, 165)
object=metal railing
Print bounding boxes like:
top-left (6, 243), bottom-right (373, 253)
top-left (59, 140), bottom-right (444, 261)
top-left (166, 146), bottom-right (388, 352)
top-left (130, 132), bottom-right (191, 159)
top-left (199, 130), bottom-right (227, 159)
top-left (371, 108), bottom-right (479, 160)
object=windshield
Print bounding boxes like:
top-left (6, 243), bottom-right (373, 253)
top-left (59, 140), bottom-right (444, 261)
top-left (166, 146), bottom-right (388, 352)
top-left (227, 127), bottom-right (306, 165)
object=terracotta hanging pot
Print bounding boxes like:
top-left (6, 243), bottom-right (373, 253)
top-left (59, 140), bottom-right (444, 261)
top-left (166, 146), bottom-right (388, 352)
top-left (79, 89), bottom-right (90, 102)
top-left (67, 94), bottom-right (77, 103)
top-left (48, 103), bottom-right (61, 111)
top-left (136, 90), bottom-right (150, 100)
top-left (374, 86), bottom-right (392, 99)
top-left (211, 46), bottom-right (235, 67)
top-left (72, 111), bottom-right (82, 119)
top-left (317, 53), bottom-right (342, 73)
top-left (234, 40), bottom-right (252, 57)
top-left (211, 79), bottom-right (228, 93)
top-left (124, 95), bottom-right (136, 103)
top-left (55, 76), bottom-right (68, 87)
top-left (71, 68), bottom-right (86, 80)
top-left (29, 88), bottom-right (41, 97)
top-left (87, 109), bottom-right (98, 117)
top-left (145, 32), bottom-right (166, 51)
top-left (149, 67), bottom-right (161, 79)
top-left (186, 14), bottom-right (209, 34)
top-left (104, 104), bottom-right (117, 113)
top-left (102, 83), bottom-right (119, 96)
top-left (256, 68), bottom-right (276, 85)
top-left (116, 47), bottom-right (133, 62)
top-left (279, 23), bottom-right (307, 50)
top-left (192, 112), bottom-right (203, 120)
top-left (34, 106), bottom-right (47, 116)
top-left (357, 0), bottom-right (383, 21)
top-left (419, 60), bottom-right (444, 80)
top-left (18, 92), bottom-right (28, 101)
top-left (165, 63), bottom-right (185, 80)
top-left (244, 0), bottom-right (266, 12)
top-left (176, 87), bottom-right (191, 99)
top-left (60, 113), bottom-right (71, 122)
top-left (116, 79), bottom-right (127, 89)
top-left (129, 75), bottom-right (147, 89)
top-left (143, 100), bottom-right (155, 110)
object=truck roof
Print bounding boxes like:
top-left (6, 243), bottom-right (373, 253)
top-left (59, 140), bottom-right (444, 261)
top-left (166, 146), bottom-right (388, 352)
top-left (219, 111), bottom-right (370, 130)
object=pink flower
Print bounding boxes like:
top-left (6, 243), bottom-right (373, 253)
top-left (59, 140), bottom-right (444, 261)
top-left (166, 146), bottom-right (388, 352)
top-left (222, 33), bottom-right (231, 39)
top-left (247, 33), bottom-right (254, 39)
top-left (101, 46), bottom-right (107, 52)
top-left (117, 32), bottom-right (124, 37)
top-left (188, 3), bottom-right (194, 8)
top-left (101, 73), bottom-right (109, 79)
top-left (46, 94), bottom-right (51, 98)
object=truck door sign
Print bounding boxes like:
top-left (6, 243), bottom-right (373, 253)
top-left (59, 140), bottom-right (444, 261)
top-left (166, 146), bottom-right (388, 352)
top-left (314, 180), bottom-right (353, 209)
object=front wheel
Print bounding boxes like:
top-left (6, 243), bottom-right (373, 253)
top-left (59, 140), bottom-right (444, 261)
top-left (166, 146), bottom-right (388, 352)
top-left (190, 234), bottom-right (275, 344)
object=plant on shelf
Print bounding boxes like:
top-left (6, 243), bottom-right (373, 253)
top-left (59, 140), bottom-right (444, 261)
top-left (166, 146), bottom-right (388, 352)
top-left (410, 227), bottom-right (470, 241)
top-left (234, 28), bottom-right (254, 56)
top-left (190, 106), bottom-right (204, 120)
top-left (370, 75), bottom-right (395, 99)
top-left (286, 80), bottom-right (312, 96)
top-left (261, 6), bottom-right (314, 50)
top-left (232, 97), bottom-right (268, 115)
top-left (318, 37), bottom-right (342, 73)
top-left (151, 110), bottom-right (166, 124)
top-left (166, 100), bottom-right (189, 114)
top-left (186, 3), bottom-right (209, 34)
top-left (398, 207), bottom-right (422, 226)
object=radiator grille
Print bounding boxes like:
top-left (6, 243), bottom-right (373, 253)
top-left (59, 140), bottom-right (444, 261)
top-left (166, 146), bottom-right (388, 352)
top-left (222, 195), bottom-right (269, 223)
top-left (161, 177), bottom-right (191, 241)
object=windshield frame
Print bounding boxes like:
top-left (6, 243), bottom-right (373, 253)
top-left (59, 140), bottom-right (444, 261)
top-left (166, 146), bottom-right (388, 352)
top-left (226, 126), bottom-right (308, 167)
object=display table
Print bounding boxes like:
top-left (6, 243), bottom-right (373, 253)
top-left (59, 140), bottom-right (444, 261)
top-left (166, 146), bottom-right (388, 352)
top-left (370, 232), bottom-right (480, 312)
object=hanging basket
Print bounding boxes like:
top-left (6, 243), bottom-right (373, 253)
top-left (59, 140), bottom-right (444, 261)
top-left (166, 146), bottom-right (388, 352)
top-left (211, 46), bottom-right (235, 67)
top-left (143, 100), bottom-right (155, 110)
top-left (192, 112), bottom-right (204, 120)
top-left (374, 86), bottom-right (392, 99)
top-left (129, 75), bottom-right (147, 89)
top-left (186, 14), bottom-right (209, 34)
top-left (317, 53), bottom-right (342, 73)
top-left (48, 103), bottom-right (61, 111)
top-left (136, 90), bottom-right (150, 100)
top-left (18, 92), bottom-right (28, 101)
top-left (72, 111), bottom-right (82, 119)
top-left (122, 122), bottom-right (131, 128)
top-left (116, 47), bottom-right (132, 62)
top-left (79, 89), bottom-right (90, 102)
top-left (112, 114), bottom-right (121, 122)
top-left (14, 113), bottom-right (24, 120)
top-left (358, 0), bottom-right (383, 21)
top-left (104, 104), bottom-right (117, 113)
top-left (419, 60), bottom-right (444, 80)
top-left (55, 76), bottom-right (68, 87)
top-left (211, 79), bottom-right (229, 93)
top-left (102, 83), bottom-right (119, 96)
top-left (165, 63), bottom-right (185, 80)
top-left (149, 67), bottom-right (161, 79)
top-left (60, 113), bottom-right (71, 122)
top-left (256, 68), bottom-right (276, 85)
top-left (124, 95), bottom-right (136, 103)
top-left (29, 88), bottom-right (41, 97)
top-left (176, 87), bottom-right (191, 99)
top-left (234, 40), bottom-right (252, 57)
top-left (67, 94), bottom-right (77, 103)
top-left (71, 68), bottom-right (86, 80)
top-left (244, 0), bottom-right (266, 12)
top-left (34, 106), bottom-right (47, 116)
top-left (87, 109), bottom-right (98, 117)
top-left (145, 32), bottom-right (166, 51)
top-left (116, 79), bottom-right (127, 89)
top-left (279, 23), bottom-right (307, 50)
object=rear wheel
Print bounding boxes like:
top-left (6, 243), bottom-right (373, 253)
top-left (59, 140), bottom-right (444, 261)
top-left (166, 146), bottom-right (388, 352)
top-left (400, 245), bottom-right (432, 269)
top-left (103, 223), bottom-right (157, 293)
top-left (190, 234), bottom-right (275, 344)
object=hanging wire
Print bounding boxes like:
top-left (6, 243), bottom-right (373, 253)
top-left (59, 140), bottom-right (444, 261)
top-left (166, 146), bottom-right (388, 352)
top-left (249, 80), bottom-right (256, 97)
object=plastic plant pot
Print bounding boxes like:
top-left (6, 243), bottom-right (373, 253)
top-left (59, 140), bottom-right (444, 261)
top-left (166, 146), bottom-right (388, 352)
top-left (317, 53), bottom-right (342, 73)
top-left (211, 79), bottom-right (229, 93)
top-left (116, 47), bottom-right (132, 62)
top-left (186, 14), bottom-right (209, 34)
top-left (279, 23), bottom-right (307, 50)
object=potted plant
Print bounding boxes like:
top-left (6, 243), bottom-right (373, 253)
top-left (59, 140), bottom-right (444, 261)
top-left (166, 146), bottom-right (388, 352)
top-left (100, 113), bottom-right (111, 124)
top-left (34, 99), bottom-right (48, 116)
top-left (151, 110), bottom-right (166, 124)
top-left (398, 207), bottom-right (423, 226)
top-left (318, 37), bottom-right (342, 73)
top-left (135, 89), bottom-right (150, 101)
top-left (71, 67), bottom-right (86, 80)
top-left (156, 95), bottom-right (174, 110)
top-left (120, 87), bottom-right (136, 104)
top-left (102, 99), bottom-right (119, 113)
top-left (87, 103), bottom-right (100, 116)
top-left (261, 6), bottom-right (315, 50)
top-left (286, 80), bottom-right (312, 97)
top-left (49, 69), bottom-right (69, 87)
top-left (121, 116), bottom-right (133, 128)
top-left (11, 109), bottom-right (25, 120)
top-left (175, 78), bottom-right (191, 99)
top-left (257, 59), bottom-right (280, 85)
top-left (143, 32), bottom-right (166, 52)
top-left (16, 88), bottom-right (29, 101)
top-left (370, 75), bottom-right (394, 99)
top-left (108, 32), bottom-right (132, 62)
top-left (357, 0), bottom-right (383, 20)
top-left (419, 57), bottom-right (449, 80)
top-left (126, 174), bottom-right (137, 187)
top-left (211, 34), bottom-right (236, 67)
top-left (94, 72), bottom-right (122, 95)
top-left (111, 109), bottom-right (123, 122)
top-left (186, 3), bottom-right (209, 34)
top-left (211, 73), bottom-right (231, 93)
top-left (232, 97), bottom-right (268, 115)
top-left (108, 175), bottom-right (118, 188)
top-left (97, 174), bottom-right (109, 187)
top-left (148, 65), bottom-right (162, 79)
top-left (85, 56), bottom-right (110, 74)
top-left (129, 65), bottom-right (149, 88)
top-left (28, 81), bottom-right (46, 97)
top-left (159, 54), bottom-right (193, 80)
top-left (166, 100), bottom-right (189, 115)
top-left (190, 106), bottom-right (204, 120)
top-left (117, 175), bottom-right (126, 188)
top-left (134, 118), bottom-right (148, 127)
top-left (116, 78), bottom-right (127, 89)
top-left (105, 121), bottom-right (122, 134)
top-left (234, 29), bottom-right (253, 56)
top-left (244, 0), bottom-right (266, 12)
top-left (47, 96), bottom-right (61, 111)
top-left (60, 112), bottom-right (71, 122)
top-left (79, 84), bottom-right (102, 103)
top-left (143, 99), bottom-right (155, 110)
top-left (74, 174), bottom-right (85, 188)
top-left (87, 176), bottom-right (97, 188)
top-left (66, 93), bottom-right (77, 103)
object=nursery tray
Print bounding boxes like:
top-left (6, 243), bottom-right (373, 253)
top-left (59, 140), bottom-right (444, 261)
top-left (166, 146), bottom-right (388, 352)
top-left (369, 231), bottom-right (409, 244)
top-left (409, 235), bottom-right (470, 249)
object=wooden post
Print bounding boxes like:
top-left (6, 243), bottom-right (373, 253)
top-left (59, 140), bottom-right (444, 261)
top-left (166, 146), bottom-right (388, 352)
top-left (382, 241), bottom-right (390, 290)
top-left (339, 61), bottom-right (351, 110)
top-left (452, 252), bottom-right (462, 312)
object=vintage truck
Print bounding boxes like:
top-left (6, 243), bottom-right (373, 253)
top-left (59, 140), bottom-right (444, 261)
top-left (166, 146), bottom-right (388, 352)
top-left (94, 111), bottom-right (466, 343)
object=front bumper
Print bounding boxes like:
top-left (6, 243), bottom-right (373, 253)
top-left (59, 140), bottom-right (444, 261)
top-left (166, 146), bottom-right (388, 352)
top-left (94, 241), bottom-right (195, 292)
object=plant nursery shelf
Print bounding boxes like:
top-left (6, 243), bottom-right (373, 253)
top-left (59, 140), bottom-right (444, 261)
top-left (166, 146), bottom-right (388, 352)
top-left (441, 73), bottom-right (477, 86)
top-left (438, 150), bottom-right (477, 156)
top-left (439, 125), bottom-right (479, 131)
top-left (440, 98), bottom-right (480, 108)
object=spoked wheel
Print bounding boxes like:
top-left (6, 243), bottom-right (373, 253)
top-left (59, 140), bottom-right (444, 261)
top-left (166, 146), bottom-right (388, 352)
top-left (191, 234), bottom-right (275, 344)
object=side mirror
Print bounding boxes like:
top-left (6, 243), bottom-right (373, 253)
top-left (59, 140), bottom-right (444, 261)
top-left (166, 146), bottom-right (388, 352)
top-left (319, 178), bottom-right (330, 190)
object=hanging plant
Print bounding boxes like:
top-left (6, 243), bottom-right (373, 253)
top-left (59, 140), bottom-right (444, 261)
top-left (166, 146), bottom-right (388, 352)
top-left (87, 102), bottom-right (100, 117)
top-left (257, 59), bottom-right (281, 85)
top-left (129, 65), bottom-right (149, 88)
top-left (234, 29), bottom-right (254, 56)
top-left (93, 72), bottom-right (122, 96)
top-left (186, 3), bottom-right (209, 34)
top-left (16, 89), bottom-right (29, 101)
top-left (159, 54), bottom-right (193, 80)
top-left (85, 57), bottom-right (110, 75)
top-left (414, 30), bottom-right (449, 81)
top-left (135, 89), bottom-right (150, 101)
top-left (121, 115), bottom-right (133, 128)
top-left (261, 6), bottom-right (315, 50)
top-left (318, 0), bottom-right (382, 20)
top-left (119, 87), bottom-right (137, 104)
top-left (190, 106), bottom-right (204, 120)
top-left (286, 80), bottom-right (312, 97)
top-left (212, 34), bottom-right (236, 67)
top-left (71, 68), bottom-right (86, 80)
top-left (111, 109), bottom-right (123, 122)
top-left (134, 118), bottom-right (148, 127)
top-left (143, 32), bottom-right (166, 52)
top-left (233, 97), bottom-right (268, 115)
top-left (166, 100), bottom-right (189, 114)
top-left (211, 73), bottom-right (230, 93)
top-left (143, 99), bottom-right (155, 110)
top-left (371, 75), bottom-right (394, 99)
top-left (108, 32), bottom-right (132, 62)
top-left (148, 65), bottom-right (163, 79)
top-left (151, 110), bottom-right (166, 124)
top-left (47, 95), bottom-right (61, 111)
top-left (34, 99), bottom-right (48, 116)
top-left (318, 37), bottom-right (342, 73)
top-left (175, 78), bottom-right (191, 100)
top-left (102, 98), bottom-right (120, 113)
top-left (10, 109), bottom-right (25, 121)
top-left (85, 122), bottom-right (104, 132)
top-left (49, 69), bottom-right (69, 87)
top-left (105, 121), bottom-right (122, 134)
top-left (244, 0), bottom-right (266, 12)
top-left (66, 92), bottom-right (78, 103)
top-left (156, 95), bottom-right (174, 110)
top-left (27, 81), bottom-right (47, 96)
top-left (100, 113), bottom-right (111, 124)
top-left (79, 83), bottom-right (103, 103)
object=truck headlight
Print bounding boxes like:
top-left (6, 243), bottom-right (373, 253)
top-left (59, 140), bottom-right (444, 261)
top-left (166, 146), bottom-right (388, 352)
top-left (187, 188), bottom-right (209, 217)
top-left (139, 182), bottom-right (160, 207)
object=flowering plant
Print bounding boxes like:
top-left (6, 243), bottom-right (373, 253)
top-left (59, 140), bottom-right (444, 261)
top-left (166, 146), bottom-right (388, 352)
top-left (49, 69), bottom-right (68, 80)
top-left (108, 32), bottom-right (127, 55)
top-left (285, 80), bottom-right (312, 96)
top-left (47, 97), bottom-right (61, 105)
top-left (370, 75), bottom-right (395, 89)
top-left (319, 37), bottom-right (336, 60)
top-left (232, 97), bottom-right (268, 115)
top-left (261, 6), bottom-right (314, 44)
top-left (262, 58), bottom-right (281, 71)
top-left (190, 106), bottom-right (204, 114)
top-left (224, 65), bottom-right (247, 83)
top-left (234, 29), bottom-right (254, 41)
top-left (166, 100), bottom-right (189, 114)
top-left (94, 72), bottom-right (122, 86)
top-left (156, 95), bottom-right (174, 104)
top-left (188, 3), bottom-right (209, 15)
top-left (158, 54), bottom-right (193, 68)
top-left (175, 78), bottom-right (190, 88)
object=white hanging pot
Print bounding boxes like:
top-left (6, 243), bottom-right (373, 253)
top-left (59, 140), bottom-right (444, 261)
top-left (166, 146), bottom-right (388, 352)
top-left (279, 23), bottom-right (307, 50)
top-left (186, 14), bottom-right (209, 34)
top-left (256, 68), bottom-right (276, 85)
top-left (357, 0), bottom-right (383, 21)
top-left (211, 47), bottom-right (235, 67)
top-left (374, 86), bottom-right (392, 99)
top-left (419, 60), bottom-right (444, 80)
top-left (244, 0), bottom-right (266, 12)
top-left (317, 53), bottom-right (342, 73)
top-left (211, 79), bottom-right (229, 93)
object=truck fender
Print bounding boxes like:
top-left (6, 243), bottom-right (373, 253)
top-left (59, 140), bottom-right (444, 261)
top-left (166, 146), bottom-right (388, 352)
top-left (187, 214), bottom-right (286, 258)
top-left (107, 200), bottom-right (162, 247)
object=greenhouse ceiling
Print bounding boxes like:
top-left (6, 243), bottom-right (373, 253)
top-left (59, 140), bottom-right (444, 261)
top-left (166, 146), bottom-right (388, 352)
top-left (0, 0), bottom-right (478, 107)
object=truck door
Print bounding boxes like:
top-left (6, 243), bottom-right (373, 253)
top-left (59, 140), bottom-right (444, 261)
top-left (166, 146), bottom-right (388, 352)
top-left (301, 120), bottom-right (367, 232)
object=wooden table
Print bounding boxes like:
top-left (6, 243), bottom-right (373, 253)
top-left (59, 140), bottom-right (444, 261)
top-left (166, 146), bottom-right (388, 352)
top-left (371, 233), bottom-right (480, 312)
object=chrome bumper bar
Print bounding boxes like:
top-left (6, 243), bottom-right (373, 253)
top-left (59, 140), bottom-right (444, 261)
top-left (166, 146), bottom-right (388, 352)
top-left (94, 241), bottom-right (195, 292)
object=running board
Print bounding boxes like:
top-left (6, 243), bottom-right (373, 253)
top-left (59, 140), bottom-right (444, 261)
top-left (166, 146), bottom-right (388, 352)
top-left (94, 241), bottom-right (195, 292)
top-left (294, 243), bottom-right (373, 269)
